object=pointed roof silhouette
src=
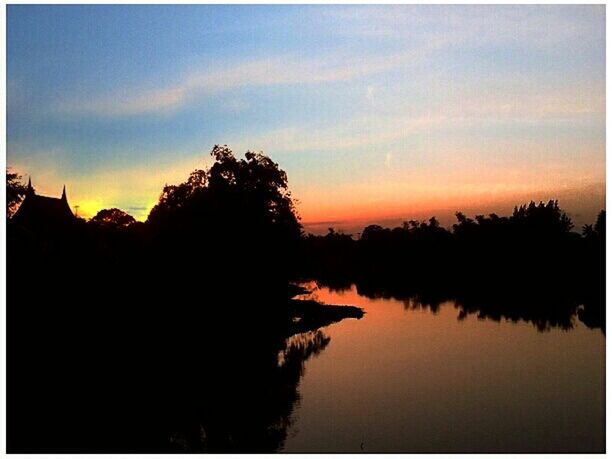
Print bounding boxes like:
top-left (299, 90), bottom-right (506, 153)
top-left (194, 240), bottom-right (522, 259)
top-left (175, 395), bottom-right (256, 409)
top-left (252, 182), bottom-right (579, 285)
top-left (12, 179), bottom-right (75, 228)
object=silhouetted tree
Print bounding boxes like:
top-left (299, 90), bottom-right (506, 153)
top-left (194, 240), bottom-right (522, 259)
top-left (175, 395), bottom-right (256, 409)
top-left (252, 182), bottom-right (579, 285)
top-left (594, 210), bottom-right (605, 237)
top-left (90, 208), bottom-right (137, 228)
top-left (146, 145), bottom-right (302, 302)
top-left (149, 169), bottom-right (208, 219)
top-left (7, 169), bottom-right (28, 218)
top-left (511, 200), bottom-right (573, 234)
top-left (148, 145), bottom-right (300, 236)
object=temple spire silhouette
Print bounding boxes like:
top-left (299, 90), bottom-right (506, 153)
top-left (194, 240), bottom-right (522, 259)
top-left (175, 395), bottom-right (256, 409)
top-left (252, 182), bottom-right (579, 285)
top-left (11, 178), bottom-right (75, 229)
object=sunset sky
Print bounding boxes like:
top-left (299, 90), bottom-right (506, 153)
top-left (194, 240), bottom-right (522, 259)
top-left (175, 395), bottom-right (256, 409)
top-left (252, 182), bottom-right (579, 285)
top-left (7, 5), bottom-right (605, 233)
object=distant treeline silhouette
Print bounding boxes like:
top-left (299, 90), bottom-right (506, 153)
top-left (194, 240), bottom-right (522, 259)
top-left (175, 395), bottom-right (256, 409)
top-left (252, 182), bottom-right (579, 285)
top-left (5, 146), bottom-right (605, 452)
top-left (301, 202), bottom-right (605, 332)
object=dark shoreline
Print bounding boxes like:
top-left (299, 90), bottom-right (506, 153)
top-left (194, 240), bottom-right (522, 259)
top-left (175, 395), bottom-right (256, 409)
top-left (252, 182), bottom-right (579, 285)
top-left (289, 298), bottom-right (364, 335)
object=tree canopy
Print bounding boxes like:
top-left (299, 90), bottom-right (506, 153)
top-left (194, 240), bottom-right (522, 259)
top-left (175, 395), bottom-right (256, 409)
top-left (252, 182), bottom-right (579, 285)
top-left (7, 169), bottom-right (28, 218)
top-left (90, 208), bottom-right (137, 228)
top-left (147, 145), bottom-right (301, 239)
top-left (145, 145), bottom-right (303, 296)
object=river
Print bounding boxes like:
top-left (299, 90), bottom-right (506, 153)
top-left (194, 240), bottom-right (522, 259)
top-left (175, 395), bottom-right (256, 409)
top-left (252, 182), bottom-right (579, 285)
top-left (281, 281), bottom-right (605, 453)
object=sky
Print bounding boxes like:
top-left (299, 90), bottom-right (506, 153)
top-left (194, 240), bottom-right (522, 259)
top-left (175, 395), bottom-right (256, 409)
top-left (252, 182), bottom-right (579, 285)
top-left (7, 5), bottom-right (606, 233)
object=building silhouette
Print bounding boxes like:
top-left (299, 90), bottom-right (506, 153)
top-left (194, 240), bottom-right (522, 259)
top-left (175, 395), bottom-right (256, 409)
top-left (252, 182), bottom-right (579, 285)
top-left (11, 178), bottom-right (75, 230)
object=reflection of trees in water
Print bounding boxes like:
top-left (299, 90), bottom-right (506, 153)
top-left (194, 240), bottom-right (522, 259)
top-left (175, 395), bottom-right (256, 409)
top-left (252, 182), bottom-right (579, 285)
top-left (305, 204), bottom-right (605, 333)
top-left (278, 330), bottom-right (331, 367)
top-left (452, 297), bottom-right (577, 332)
top-left (401, 297), bottom-right (442, 314)
top-left (169, 329), bottom-right (330, 453)
top-left (325, 281), bottom-right (591, 333)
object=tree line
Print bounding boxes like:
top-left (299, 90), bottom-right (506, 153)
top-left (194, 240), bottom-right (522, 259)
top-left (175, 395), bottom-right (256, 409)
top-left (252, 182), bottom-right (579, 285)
top-left (5, 146), bottom-right (607, 452)
top-left (301, 201), bottom-right (605, 331)
top-left (6, 146), bottom-right (605, 333)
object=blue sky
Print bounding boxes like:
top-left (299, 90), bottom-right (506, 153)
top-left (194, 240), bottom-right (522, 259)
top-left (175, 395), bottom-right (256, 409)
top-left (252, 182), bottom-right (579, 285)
top-left (7, 5), bottom-right (605, 230)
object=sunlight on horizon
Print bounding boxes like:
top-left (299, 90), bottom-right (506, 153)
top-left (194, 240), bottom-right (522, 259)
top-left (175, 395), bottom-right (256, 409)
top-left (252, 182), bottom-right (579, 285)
top-left (7, 5), bottom-right (605, 230)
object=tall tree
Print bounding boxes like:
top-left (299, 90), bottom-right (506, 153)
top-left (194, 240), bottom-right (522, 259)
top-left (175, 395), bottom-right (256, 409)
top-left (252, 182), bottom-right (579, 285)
top-left (146, 145), bottom-right (302, 298)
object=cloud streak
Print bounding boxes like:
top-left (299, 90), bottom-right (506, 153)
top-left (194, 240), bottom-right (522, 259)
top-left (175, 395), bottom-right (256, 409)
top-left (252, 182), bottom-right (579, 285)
top-left (54, 5), bottom-right (604, 120)
top-left (227, 83), bottom-right (604, 156)
top-left (59, 45), bottom-right (441, 117)
top-left (320, 5), bottom-right (603, 48)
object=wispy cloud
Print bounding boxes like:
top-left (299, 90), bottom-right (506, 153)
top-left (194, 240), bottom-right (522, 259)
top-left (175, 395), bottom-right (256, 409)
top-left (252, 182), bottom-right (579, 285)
top-left (320, 5), bottom-right (603, 48)
top-left (229, 115), bottom-right (446, 155)
top-left (54, 5), bottom-right (603, 119)
top-left (57, 42), bottom-right (445, 117)
top-left (8, 5), bottom-right (604, 228)
top-left (227, 83), bottom-right (603, 156)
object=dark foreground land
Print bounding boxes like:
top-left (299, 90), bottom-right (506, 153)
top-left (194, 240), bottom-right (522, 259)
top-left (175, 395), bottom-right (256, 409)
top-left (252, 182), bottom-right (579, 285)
top-left (6, 147), bottom-right (605, 452)
top-left (7, 244), bottom-right (363, 452)
top-left (7, 147), bottom-right (365, 452)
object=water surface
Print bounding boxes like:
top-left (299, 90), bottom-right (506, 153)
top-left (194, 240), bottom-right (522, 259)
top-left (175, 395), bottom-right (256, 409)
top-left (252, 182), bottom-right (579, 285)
top-left (282, 282), bottom-right (605, 453)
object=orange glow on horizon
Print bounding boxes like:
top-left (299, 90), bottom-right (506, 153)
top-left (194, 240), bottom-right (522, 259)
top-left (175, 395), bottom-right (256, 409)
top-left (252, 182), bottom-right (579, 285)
top-left (297, 181), bottom-right (605, 232)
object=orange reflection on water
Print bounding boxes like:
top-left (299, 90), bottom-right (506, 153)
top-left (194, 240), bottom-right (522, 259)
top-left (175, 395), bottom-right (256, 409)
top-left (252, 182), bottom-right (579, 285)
top-left (285, 283), bottom-right (605, 453)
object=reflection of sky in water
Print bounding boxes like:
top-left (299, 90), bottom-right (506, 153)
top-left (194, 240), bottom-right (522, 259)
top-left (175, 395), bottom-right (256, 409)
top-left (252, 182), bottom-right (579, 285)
top-left (284, 283), bottom-right (604, 452)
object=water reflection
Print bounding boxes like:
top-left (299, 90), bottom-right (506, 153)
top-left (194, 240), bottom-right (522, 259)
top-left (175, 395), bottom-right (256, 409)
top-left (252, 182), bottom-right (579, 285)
top-left (168, 329), bottom-right (331, 453)
top-left (284, 283), bottom-right (605, 453)
top-left (315, 280), bottom-right (602, 333)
